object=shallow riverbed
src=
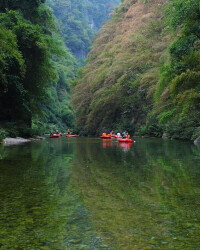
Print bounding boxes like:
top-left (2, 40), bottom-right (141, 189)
top-left (0, 137), bottom-right (200, 249)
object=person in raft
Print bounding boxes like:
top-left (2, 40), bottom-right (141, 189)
top-left (117, 132), bottom-right (121, 137)
top-left (67, 129), bottom-right (71, 135)
top-left (122, 130), bottom-right (129, 138)
top-left (110, 130), bottom-right (115, 136)
top-left (56, 130), bottom-right (59, 134)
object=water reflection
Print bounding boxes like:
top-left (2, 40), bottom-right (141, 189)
top-left (0, 140), bottom-right (105, 249)
top-left (102, 139), bottom-right (133, 152)
top-left (73, 138), bottom-right (200, 249)
top-left (102, 139), bottom-right (112, 148)
top-left (0, 138), bottom-right (200, 249)
top-left (118, 142), bottom-right (133, 152)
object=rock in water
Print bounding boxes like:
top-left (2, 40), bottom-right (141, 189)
top-left (194, 136), bottom-right (200, 147)
top-left (3, 137), bottom-right (31, 145)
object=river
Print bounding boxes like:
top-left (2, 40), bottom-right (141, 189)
top-left (0, 137), bottom-right (199, 249)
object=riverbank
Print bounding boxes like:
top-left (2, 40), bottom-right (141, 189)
top-left (1, 133), bottom-right (200, 149)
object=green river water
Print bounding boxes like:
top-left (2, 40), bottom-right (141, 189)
top-left (0, 137), bottom-right (200, 249)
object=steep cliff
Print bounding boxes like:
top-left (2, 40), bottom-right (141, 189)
top-left (72, 0), bottom-right (169, 134)
top-left (72, 0), bottom-right (200, 140)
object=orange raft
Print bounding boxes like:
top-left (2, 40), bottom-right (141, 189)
top-left (100, 133), bottom-right (111, 139)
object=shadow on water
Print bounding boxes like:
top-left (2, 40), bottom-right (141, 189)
top-left (0, 137), bottom-right (200, 249)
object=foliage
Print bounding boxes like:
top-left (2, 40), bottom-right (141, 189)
top-left (192, 127), bottom-right (200, 140)
top-left (155, 0), bottom-right (200, 140)
top-left (0, 128), bottom-right (8, 142)
top-left (0, 6), bottom-right (57, 126)
top-left (72, 0), bottom-right (168, 135)
top-left (72, 0), bottom-right (200, 140)
top-left (0, 0), bottom-right (80, 135)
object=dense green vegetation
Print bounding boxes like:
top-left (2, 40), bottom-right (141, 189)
top-left (154, 0), bottom-right (200, 140)
top-left (47, 0), bottom-right (120, 59)
top-left (38, 42), bottom-right (78, 134)
top-left (72, 0), bottom-right (200, 140)
top-left (0, 0), bottom-right (78, 137)
top-left (1, 0), bottom-right (199, 140)
top-left (0, 0), bottom-right (120, 139)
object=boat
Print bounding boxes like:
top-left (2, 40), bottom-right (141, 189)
top-left (100, 133), bottom-right (111, 139)
top-left (118, 138), bottom-right (133, 143)
top-left (66, 134), bottom-right (78, 137)
top-left (113, 135), bottom-right (122, 139)
top-left (49, 134), bottom-right (60, 138)
top-left (100, 136), bottom-right (111, 139)
top-left (111, 134), bottom-right (121, 139)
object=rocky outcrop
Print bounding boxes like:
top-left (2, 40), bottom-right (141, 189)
top-left (194, 136), bottom-right (200, 147)
top-left (3, 137), bottom-right (31, 145)
top-left (3, 136), bottom-right (46, 145)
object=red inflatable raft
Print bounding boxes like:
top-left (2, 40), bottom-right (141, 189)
top-left (50, 134), bottom-right (60, 138)
top-left (66, 134), bottom-right (78, 137)
top-left (114, 135), bottom-right (122, 139)
top-left (118, 138), bottom-right (133, 143)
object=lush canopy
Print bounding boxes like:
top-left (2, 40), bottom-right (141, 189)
top-left (72, 0), bottom-right (200, 140)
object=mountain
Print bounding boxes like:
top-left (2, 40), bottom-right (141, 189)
top-left (72, 0), bottom-right (200, 140)
top-left (42, 0), bottom-right (121, 133)
top-left (47, 0), bottom-right (121, 59)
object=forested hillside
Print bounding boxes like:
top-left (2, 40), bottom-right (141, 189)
top-left (0, 0), bottom-right (120, 138)
top-left (72, 0), bottom-right (200, 140)
top-left (0, 0), bottom-right (78, 137)
top-left (1, 0), bottom-right (199, 141)
top-left (47, 0), bottom-right (120, 59)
